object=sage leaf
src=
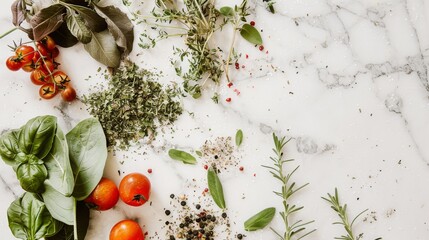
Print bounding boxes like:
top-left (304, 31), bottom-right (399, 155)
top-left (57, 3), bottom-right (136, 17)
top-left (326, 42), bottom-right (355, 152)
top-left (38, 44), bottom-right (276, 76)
top-left (94, 4), bottom-right (134, 54)
top-left (65, 9), bottom-right (92, 44)
top-left (44, 127), bottom-right (74, 197)
top-left (16, 162), bottom-right (47, 193)
top-left (207, 167), bottom-right (226, 209)
top-left (168, 149), bottom-right (197, 164)
top-left (244, 207), bottom-right (276, 231)
top-left (67, 4), bottom-right (107, 32)
top-left (0, 129), bottom-right (21, 166)
top-left (66, 118), bottom-right (107, 200)
top-left (235, 129), bottom-right (243, 147)
top-left (30, 4), bottom-right (66, 41)
top-left (84, 30), bottom-right (120, 67)
top-left (8, 192), bottom-right (63, 240)
top-left (42, 184), bottom-right (75, 225)
top-left (240, 24), bottom-right (263, 45)
top-left (46, 201), bottom-right (89, 240)
top-left (11, 0), bottom-right (25, 26)
top-left (18, 115), bottom-right (57, 159)
top-left (219, 6), bottom-right (234, 16)
top-left (50, 22), bottom-right (79, 48)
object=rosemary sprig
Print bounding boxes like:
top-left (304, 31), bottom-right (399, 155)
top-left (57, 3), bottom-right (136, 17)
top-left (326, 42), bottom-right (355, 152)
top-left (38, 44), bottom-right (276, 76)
top-left (322, 188), bottom-right (368, 240)
top-left (262, 134), bottom-right (315, 240)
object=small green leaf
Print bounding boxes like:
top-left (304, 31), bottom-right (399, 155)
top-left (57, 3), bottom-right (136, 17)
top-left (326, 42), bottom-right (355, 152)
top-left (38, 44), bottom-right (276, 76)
top-left (235, 129), bottom-right (243, 147)
top-left (219, 6), bottom-right (234, 16)
top-left (240, 24), bottom-right (263, 45)
top-left (244, 207), bottom-right (276, 231)
top-left (168, 149), bottom-right (197, 164)
top-left (195, 150), bottom-right (202, 157)
top-left (65, 10), bottom-right (92, 44)
top-left (207, 167), bottom-right (226, 209)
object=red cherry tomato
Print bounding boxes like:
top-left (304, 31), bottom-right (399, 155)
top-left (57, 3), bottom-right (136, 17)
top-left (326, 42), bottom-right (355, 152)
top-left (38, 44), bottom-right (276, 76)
top-left (84, 178), bottom-right (119, 211)
top-left (6, 56), bottom-right (22, 71)
top-left (52, 71), bottom-right (70, 86)
top-left (30, 68), bottom-right (50, 85)
top-left (39, 35), bottom-right (56, 50)
top-left (119, 173), bottom-right (151, 207)
top-left (39, 83), bottom-right (57, 99)
top-left (61, 85), bottom-right (77, 102)
top-left (41, 59), bottom-right (56, 73)
top-left (109, 220), bottom-right (145, 240)
top-left (15, 45), bottom-right (35, 64)
top-left (36, 43), bottom-right (49, 57)
top-left (50, 47), bottom-right (60, 59)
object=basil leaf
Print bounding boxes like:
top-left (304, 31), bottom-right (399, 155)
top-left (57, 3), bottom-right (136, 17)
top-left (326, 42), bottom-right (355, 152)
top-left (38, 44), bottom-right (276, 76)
top-left (46, 201), bottom-right (89, 240)
top-left (240, 24), bottom-right (263, 45)
top-left (11, 0), bottom-right (25, 26)
top-left (235, 129), bottom-right (243, 147)
top-left (207, 167), bottom-right (226, 209)
top-left (244, 207), bottom-right (276, 231)
top-left (66, 118), bottom-right (107, 200)
top-left (219, 6), bottom-right (234, 16)
top-left (94, 4), bottom-right (134, 54)
top-left (44, 127), bottom-right (74, 197)
top-left (67, 4), bottom-right (107, 32)
top-left (84, 30), bottom-right (121, 67)
top-left (30, 4), bottom-right (66, 41)
top-left (50, 22), bottom-right (79, 48)
top-left (18, 115), bottom-right (57, 159)
top-left (16, 161), bottom-right (47, 193)
top-left (65, 9), bottom-right (92, 44)
top-left (42, 184), bottom-right (75, 225)
top-left (168, 149), bottom-right (197, 164)
top-left (0, 129), bottom-right (21, 166)
top-left (8, 192), bottom-right (63, 240)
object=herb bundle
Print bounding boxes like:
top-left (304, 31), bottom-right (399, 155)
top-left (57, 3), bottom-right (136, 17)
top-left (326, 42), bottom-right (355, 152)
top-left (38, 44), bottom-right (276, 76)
top-left (139, 0), bottom-right (262, 99)
top-left (8, 0), bottom-right (134, 67)
top-left (262, 134), bottom-right (315, 240)
top-left (84, 63), bottom-right (183, 150)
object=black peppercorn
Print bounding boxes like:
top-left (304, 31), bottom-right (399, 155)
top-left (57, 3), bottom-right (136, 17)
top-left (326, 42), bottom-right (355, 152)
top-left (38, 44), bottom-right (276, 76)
top-left (222, 212), bottom-right (227, 218)
top-left (165, 210), bottom-right (171, 215)
top-left (170, 194), bottom-right (175, 199)
top-left (237, 233), bottom-right (243, 239)
top-left (181, 201), bottom-right (187, 206)
top-left (196, 204), bottom-right (201, 209)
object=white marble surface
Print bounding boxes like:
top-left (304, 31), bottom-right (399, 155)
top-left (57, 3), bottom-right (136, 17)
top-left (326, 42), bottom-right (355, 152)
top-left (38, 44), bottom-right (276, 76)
top-left (1, 0), bottom-right (429, 239)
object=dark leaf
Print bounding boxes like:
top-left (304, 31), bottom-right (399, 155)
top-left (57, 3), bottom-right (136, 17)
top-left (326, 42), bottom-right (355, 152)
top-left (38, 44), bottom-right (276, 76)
top-left (61, 0), bottom-right (89, 6)
top-left (31, 4), bottom-right (66, 41)
top-left (66, 4), bottom-right (107, 32)
top-left (94, 4), bottom-right (134, 54)
top-left (50, 22), bottom-right (79, 48)
top-left (244, 207), bottom-right (276, 231)
top-left (84, 30), bottom-right (121, 67)
top-left (240, 23), bottom-right (263, 45)
top-left (207, 167), bottom-right (226, 209)
top-left (168, 149), bottom-right (197, 164)
top-left (11, 0), bottom-right (25, 26)
top-left (65, 9), bottom-right (92, 44)
top-left (46, 202), bottom-right (89, 240)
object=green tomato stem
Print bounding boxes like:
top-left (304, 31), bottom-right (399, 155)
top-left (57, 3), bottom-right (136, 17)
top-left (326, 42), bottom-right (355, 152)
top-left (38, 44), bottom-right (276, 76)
top-left (0, 27), bottom-right (18, 39)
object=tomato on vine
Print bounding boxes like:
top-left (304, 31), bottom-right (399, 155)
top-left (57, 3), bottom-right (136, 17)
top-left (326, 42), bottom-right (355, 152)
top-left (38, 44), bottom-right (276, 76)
top-left (109, 220), bottom-right (145, 240)
top-left (15, 45), bottom-right (35, 64)
top-left (119, 173), bottom-right (151, 207)
top-left (30, 68), bottom-right (49, 85)
top-left (39, 36), bottom-right (56, 51)
top-left (52, 71), bottom-right (70, 86)
top-left (6, 56), bottom-right (22, 71)
top-left (39, 83), bottom-right (57, 99)
top-left (61, 85), bottom-right (77, 102)
top-left (41, 59), bottom-right (56, 73)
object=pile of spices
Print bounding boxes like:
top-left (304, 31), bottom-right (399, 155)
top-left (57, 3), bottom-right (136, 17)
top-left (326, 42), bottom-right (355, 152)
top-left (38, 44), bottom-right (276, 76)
top-left (84, 63), bottom-right (183, 149)
top-left (200, 137), bottom-right (241, 171)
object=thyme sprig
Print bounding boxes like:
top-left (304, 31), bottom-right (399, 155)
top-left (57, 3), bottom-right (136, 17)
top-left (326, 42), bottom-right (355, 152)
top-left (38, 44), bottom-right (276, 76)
top-left (322, 188), bottom-right (368, 240)
top-left (262, 134), bottom-right (315, 240)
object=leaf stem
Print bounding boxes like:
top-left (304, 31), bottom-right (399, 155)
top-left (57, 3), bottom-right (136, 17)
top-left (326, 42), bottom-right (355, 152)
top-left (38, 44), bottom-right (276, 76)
top-left (0, 27), bottom-right (18, 39)
top-left (224, 20), bottom-right (239, 82)
top-left (73, 199), bottom-right (78, 240)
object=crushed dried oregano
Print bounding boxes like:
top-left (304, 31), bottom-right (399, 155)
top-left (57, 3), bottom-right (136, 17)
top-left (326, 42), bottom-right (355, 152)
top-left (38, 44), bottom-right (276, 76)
top-left (83, 63), bottom-right (183, 150)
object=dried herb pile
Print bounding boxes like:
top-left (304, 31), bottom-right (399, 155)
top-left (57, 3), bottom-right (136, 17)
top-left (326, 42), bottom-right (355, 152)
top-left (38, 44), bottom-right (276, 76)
top-left (84, 63), bottom-right (183, 149)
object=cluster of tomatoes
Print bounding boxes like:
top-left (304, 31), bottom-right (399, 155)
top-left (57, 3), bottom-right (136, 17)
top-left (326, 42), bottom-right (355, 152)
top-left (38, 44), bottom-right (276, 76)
top-left (5, 36), bottom-right (76, 101)
top-left (85, 173), bottom-right (151, 240)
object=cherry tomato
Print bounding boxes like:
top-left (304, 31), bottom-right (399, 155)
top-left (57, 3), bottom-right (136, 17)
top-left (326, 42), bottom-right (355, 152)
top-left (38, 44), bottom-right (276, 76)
top-left (41, 59), bottom-right (56, 73)
top-left (109, 220), bottom-right (145, 240)
top-left (15, 45), bottom-right (35, 64)
top-left (22, 60), bottom-right (40, 72)
top-left (39, 36), bottom-right (56, 50)
top-left (119, 173), bottom-right (151, 207)
top-left (36, 43), bottom-right (49, 57)
top-left (52, 71), bottom-right (70, 86)
top-left (6, 56), bottom-right (22, 71)
top-left (39, 83), bottom-right (57, 99)
top-left (30, 68), bottom-right (49, 85)
top-left (61, 85), bottom-right (76, 102)
top-left (50, 47), bottom-right (60, 59)
top-left (84, 178), bottom-right (119, 211)
top-left (33, 52), bottom-right (41, 62)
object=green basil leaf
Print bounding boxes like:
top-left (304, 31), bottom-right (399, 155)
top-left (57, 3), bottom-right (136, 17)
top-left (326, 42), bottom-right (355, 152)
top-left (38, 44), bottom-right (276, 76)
top-left (8, 192), bottom-right (63, 240)
top-left (207, 167), bottom-right (226, 209)
top-left (18, 115), bottom-right (57, 159)
top-left (219, 6), bottom-right (234, 16)
top-left (84, 30), bottom-right (121, 67)
top-left (94, 4), bottom-right (134, 54)
top-left (44, 127), bottom-right (74, 196)
top-left (66, 118), bottom-right (107, 200)
top-left (244, 207), bottom-right (276, 231)
top-left (16, 162), bottom-right (47, 193)
top-left (168, 149), bottom-right (197, 164)
top-left (235, 129), bottom-right (243, 147)
top-left (11, 0), bottom-right (25, 26)
top-left (42, 184), bottom-right (75, 225)
top-left (50, 22), bottom-right (79, 48)
top-left (66, 4), bottom-right (107, 32)
top-left (30, 4), bottom-right (66, 41)
top-left (240, 24), bottom-right (263, 45)
top-left (46, 201), bottom-right (89, 240)
top-left (0, 129), bottom-right (21, 166)
top-left (65, 9), bottom-right (92, 44)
